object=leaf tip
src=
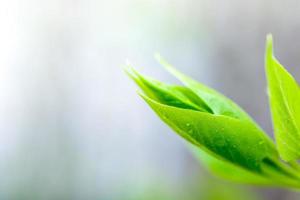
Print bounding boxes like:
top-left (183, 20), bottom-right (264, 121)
top-left (266, 33), bottom-right (273, 43)
top-left (123, 63), bottom-right (143, 87)
top-left (266, 34), bottom-right (274, 57)
top-left (123, 64), bottom-right (135, 79)
top-left (154, 54), bottom-right (173, 70)
top-left (154, 54), bottom-right (184, 83)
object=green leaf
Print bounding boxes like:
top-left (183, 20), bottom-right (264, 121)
top-left (140, 93), bottom-right (277, 173)
top-left (126, 53), bottom-right (300, 187)
top-left (125, 67), bottom-right (212, 112)
top-left (126, 66), bottom-right (276, 182)
top-left (189, 144), bottom-right (274, 185)
top-left (141, 93), bottom-right (300, 187)
top-left (191, 145), bottom-right (300, 188)
top-left (155, 54), bottom-right (255, 122)
top-left (265, 34), bottom-right (300, 162)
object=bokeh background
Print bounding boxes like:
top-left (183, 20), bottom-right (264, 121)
top-left (1, 0), bottom-right (300, 199)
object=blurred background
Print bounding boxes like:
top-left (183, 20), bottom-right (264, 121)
top-left (1, 0), bottom-right (300, 199)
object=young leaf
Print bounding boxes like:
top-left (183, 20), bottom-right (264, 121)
top-left (127, 53), bottom-right (300, 188)
top-left (140, 91), bottom-right (300, 187)
top-left (125, 67), bottom-right (212, 112)
top-left (140, 93), bottom-right (277, 173)
top-left (265, 34), bottom-right (300, 162)
top-left (189, 144), bottom-right (275, 185)
top-left (155, 54), bottom-right (255, 122)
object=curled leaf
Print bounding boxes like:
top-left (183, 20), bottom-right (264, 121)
top-left (126, 50), bottom-right (300, 187)
top-left (140, 93), bottom-right (277, 173)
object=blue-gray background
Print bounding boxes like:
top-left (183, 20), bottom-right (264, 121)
top-left (0, 0), bottom-right (300, 199)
